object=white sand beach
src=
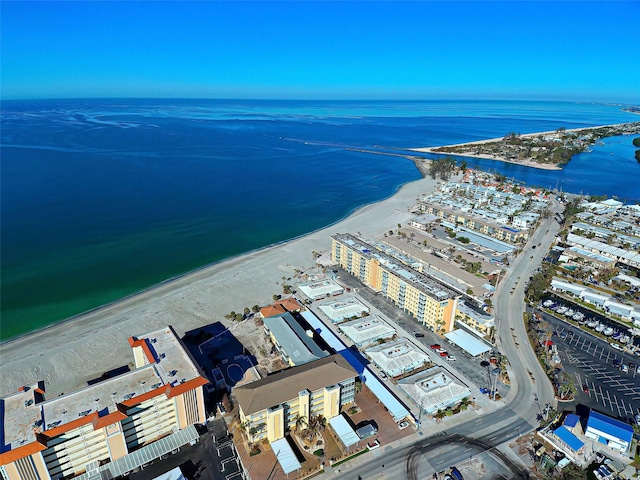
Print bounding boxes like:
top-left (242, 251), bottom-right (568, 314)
top-left (0, 173), bottom-right (446, 397)
top-left (410, 122), bottom-right (638, 171)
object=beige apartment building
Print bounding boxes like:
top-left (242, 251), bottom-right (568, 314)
top-left (234, 354), bottom-right (357, 443)
top-left (331, 234), bottom-right (460, 334)
top-left (1, 326), bottom-right (208, 480)
top-left (420, 203), bottom-right (529, 243)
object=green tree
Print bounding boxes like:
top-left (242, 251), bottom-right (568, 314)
top-left (632, 137), bottom-right (640, 147)
top-left (251, 304), bottom-right (260, 313)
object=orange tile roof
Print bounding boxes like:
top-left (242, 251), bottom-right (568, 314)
top-left (0, 441), bottom-right (46, 466)
top-left (278, 298), bottom-right (301, 312)
top-left (41, 414), bottom-right (95, 438)
top-left (166, 376), bottom-right (209, 399)
top-left (128, 337), bottom-right (156, 364)
top-left (259, 304), bottom-right (286, 318)
top-left (120, 385), bottom-right (167, 408)
top-left (92, 411), bottom-right (127, 430)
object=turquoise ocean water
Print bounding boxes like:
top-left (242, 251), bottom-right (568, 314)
top-left (1, 99), bottom-right (639, 340)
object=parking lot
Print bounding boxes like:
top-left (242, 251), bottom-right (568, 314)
top-left (536, 309), bottom-right (640, 425)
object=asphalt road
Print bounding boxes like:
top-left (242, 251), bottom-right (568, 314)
top-left (319, 201), bottom-right (566, 479)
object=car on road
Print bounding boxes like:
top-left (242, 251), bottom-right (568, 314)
top-left (430, 344), bottom-right (441, 350)
top-left (379, 371), bottom-right (387, 379)
top-left (398, 421), bottom-right (410, 430)
top-left (436, 347), bottom-right (447, 353)
top-left (414, 332), bottom-right (425, 337)
top-left (439, 351), bottom-right (449, 357)
top-left (447, 355), bottom-right (457, 361)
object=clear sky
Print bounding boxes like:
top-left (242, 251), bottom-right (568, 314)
top-left (1, 1), bottom-right (638, 102)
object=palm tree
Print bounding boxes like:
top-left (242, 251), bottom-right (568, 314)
top-left (304, 414), bottom-right (326, 442)
top-left (293, 414), bottom-right (308, 434)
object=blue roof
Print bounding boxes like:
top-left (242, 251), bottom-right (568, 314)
top-left (587, 411), bottom-right (634, 443)
top-left (564, 414), bottom-right (580, 428)
top-left (553, 426), bottom-right (584, 452)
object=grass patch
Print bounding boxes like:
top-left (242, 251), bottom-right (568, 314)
top-left (332, 449), bottom-right (367, 467)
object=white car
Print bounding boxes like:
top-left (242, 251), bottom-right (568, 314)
top-left (447, 355), bottom-right (457, 361)
top-left (398, 421), bottom-right (410, 430)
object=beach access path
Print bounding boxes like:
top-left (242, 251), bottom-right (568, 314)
top-left (0, 174), bottom-right (446, 397)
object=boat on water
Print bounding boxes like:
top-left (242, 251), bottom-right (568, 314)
top-left (595, 323), bottom-right (606, 333)
top-left (565, 309), bottom-right (575, 317)
top-left (603, 327), bottom-right (614, 336)
top-left (620, 335), bottom-right (631, 344)
top-left (573, 312), bottom-right (585, 321)
top-left (557, 306), bottom-right (568, 315)
top-left (543, 300), bottom-right (555, 308)
top-left (612, 331), bottom-right (622, 340)
top-left (587, 319), bottom-right (599, 328)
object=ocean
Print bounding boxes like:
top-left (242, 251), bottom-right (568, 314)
top-left (1, 99), bottom-right (639, 340)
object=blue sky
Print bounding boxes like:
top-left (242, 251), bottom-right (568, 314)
top-left (1, 1), bottom-right (638, 102)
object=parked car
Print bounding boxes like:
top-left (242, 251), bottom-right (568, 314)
top-left (398, 420), bottom-right (410, 430)
top-left (583, 385), bottom-right (589, 394)
top-left (439, 351), bottom-right (449, 357)
top-left (430, 344), bottom-right (441, 350)
top-left (414, 332), bottom-right (425, 338)
top-left (621, 364), bottom-right (629, 373)
top-left (367, 439), bottom-right (380, 450)
top-left (613, 359), bottom-right (622, 367)
top-left (447, 355), bottom-right (457, 361)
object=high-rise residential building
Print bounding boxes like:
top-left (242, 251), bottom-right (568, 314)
top-left (1, 326), bottom-right (208, 480)
top-left (331, 234), bottom-right (460, 334)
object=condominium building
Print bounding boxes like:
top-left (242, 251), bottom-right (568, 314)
top-left (1, 326), bottom-right (208, 480)
top-left (331, 234), bottom-right (460, 334)
top-left (263, 312), bottom-right (329, 366)
top-left (419, 203), bottom-right (529, 243)
top-left (233, 354), bottom-right (357, 443)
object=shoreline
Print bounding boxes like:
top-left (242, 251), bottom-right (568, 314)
top-left (0, 172), bottom-right (444, 397)
top-left (410, 122), bottom-right (638, 171)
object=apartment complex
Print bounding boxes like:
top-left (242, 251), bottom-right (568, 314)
top-left (419, 203), bottom-right (529, 244)
top-left (233, 354), bottom-right (357, 443)
top-left (331, 234), bottom-right (460, 334)
top-left (1, 327), bottom-right (208, 480)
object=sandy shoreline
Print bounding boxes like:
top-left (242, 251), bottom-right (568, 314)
top-left (410, 122), bottom-right (638, 171)
top-left (0, 173), bottom-right (444, 397)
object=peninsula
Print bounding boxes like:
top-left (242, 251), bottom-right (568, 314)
top-left (411, 122), bottom-right (640, 170)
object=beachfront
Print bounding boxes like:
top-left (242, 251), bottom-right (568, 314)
top-left (0, 174), bottom-right (445, 398)
top-left (411, 122), bottom-right (640, 171)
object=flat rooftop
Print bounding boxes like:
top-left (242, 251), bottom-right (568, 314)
top-left (333, 234), bottom-right (460, 302)
top-left (1, 326), bottom-right (205, 455)
top-left (397, 366), bottom-right (471, 415)
top-left (298, 279), bottom-right (344, 298)
top-left (318, 297), bottom-right (369, 322)
top-left (338, 315), bottom-right (396, 345)
top-left (364, 339), bottom-right (430, 377)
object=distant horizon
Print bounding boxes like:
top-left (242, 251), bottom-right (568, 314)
top-left (3, 96), bottom-right (638, 105)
